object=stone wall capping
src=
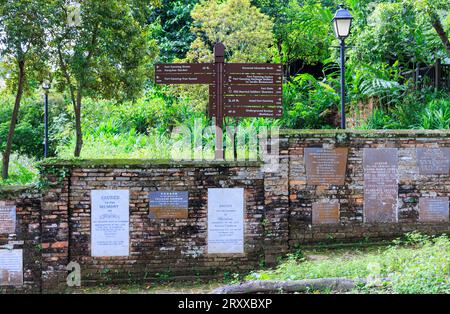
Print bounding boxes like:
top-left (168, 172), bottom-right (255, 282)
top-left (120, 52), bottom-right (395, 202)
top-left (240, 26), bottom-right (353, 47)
top-left (39, 158), bottom-right (263, 169)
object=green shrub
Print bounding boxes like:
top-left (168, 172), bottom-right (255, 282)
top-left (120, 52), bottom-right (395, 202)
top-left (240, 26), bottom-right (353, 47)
top-left (0, 93), bottom-right (69, 158)
top-left (0, 153), bottom-right (38, 186)
top-left (357, 90), bottom-right (450, 130)
top-left (283, 73), bottom-right (339, 129)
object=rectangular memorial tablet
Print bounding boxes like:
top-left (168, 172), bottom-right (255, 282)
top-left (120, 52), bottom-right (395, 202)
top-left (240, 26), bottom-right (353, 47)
top-left (207, 188), bottom-right (244, 254)
top-left (363, 148), bottom-right (398, 223)
top-left (91, 190), bottom-right (130, 257)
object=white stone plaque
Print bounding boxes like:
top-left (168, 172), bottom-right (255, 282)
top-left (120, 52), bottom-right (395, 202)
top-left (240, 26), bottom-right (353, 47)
top-left (207, 188), bottom-right (244, 254)
top-left (0, 202), bottom-right (16, 234)
top-left (0, 249), bottom-right (23, 286)
top-left (91, 190), bottom-right (129, 257)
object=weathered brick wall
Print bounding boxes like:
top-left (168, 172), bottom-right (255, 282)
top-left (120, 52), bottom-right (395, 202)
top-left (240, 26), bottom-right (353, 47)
top-left (40, 161), bottom-right (266, 290)
top-left (285, 130), bottom-right (450, 245)
top-left (2, 130), bottom-right (449, 293)
top-left (0, 187), bottom-right (41, 293)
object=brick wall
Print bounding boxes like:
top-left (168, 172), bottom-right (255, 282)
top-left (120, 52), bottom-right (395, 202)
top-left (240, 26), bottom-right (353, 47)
top-left (1, 130), bottom-right (449, 293)
top-left (0, 187), bottom-right (41, 294)
top-left (285, 130), bottom-right (449, 245)
top-left (39, 161), bottom-right (266, 291)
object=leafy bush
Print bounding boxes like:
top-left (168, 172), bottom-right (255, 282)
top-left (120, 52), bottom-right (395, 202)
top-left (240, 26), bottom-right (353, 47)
top-left (0, 153), bottom-right (38, 185)
top-left (419, 99), bottom-right (450, 129)
top-left (357, 89), bottom-right (450, 130)
top-left (0, 93), bottom-right (69, 158)
top-left (283, 73), bottom-right (339, 129)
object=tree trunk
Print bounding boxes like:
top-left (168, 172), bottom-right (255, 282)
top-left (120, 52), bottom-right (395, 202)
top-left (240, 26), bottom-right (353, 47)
top-left (2, 60), bottom-right (25, 180)
top-left (211, 278), bottom-right (365, 294)
top-left (430, 12), bottom-right (450, 56)
top-left (74, 86), bottom-right (83, 157)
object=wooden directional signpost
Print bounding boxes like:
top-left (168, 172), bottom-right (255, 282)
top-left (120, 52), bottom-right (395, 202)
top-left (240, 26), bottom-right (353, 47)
top-left (155, 42), bottom-right (283, 160)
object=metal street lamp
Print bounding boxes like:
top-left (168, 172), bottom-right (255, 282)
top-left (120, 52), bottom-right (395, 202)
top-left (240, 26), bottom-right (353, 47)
top-left (42, 80), bottom-right (51, 158)
top-left (332, 4), bottom-right (353, 129)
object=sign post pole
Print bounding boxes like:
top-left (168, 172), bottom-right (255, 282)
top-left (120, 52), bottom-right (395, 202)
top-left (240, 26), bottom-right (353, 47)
top-left (155, 45), bottom-right (283, 161)
top-left (214, 43), bottom-right (225, 160)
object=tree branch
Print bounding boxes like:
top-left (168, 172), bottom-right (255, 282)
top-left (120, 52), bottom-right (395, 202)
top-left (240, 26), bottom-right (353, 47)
top-left (430, 11), bottom-right (450, 56)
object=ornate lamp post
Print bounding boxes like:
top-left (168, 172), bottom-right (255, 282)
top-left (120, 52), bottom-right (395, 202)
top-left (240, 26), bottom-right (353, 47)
top-left (42, 80), bottom-right (51, 158)
top-left (332, 5), bottom-right (353, 129)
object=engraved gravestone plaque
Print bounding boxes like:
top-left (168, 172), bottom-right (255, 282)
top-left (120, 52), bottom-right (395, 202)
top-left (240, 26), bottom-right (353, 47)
top-left (312, 201), bottom-right (340, 224)
top-left (363, 148), bottom-right (398, 223)
top-left (416, 148), bottom-right (450, 175)
top-left (149, 191), bottom-right (188, 219)
top-left (419, 197), bottom-right (449, 222)
top-left (0, 249), bottom-right (23, 286)
top-left (304, 148), bottom-right (348, 185)
top-left (207, 188), bottom-right (244, 254)
top-left (0, 202), bottom-right (16, 234)
top-left (91, 190), bottom-right (130, 257)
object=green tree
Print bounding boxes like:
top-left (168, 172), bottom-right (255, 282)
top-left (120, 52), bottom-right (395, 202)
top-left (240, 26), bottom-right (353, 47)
top-left (253, 0), bottom-right (334, 76)
top-left (410, 0), bottom-right (450, 56)
top-left (49, 0), bottom-right (158, 156)
top-left (185, 0), bottom-right (275, 63)
top-left (172, 0), bottom-right (274, 112)
top-left (349, 2), bottom-right (437, 66)
top-left (149, 0), bottom-right (200, 62)
top-left (0, 0), bottom-right (49, 179)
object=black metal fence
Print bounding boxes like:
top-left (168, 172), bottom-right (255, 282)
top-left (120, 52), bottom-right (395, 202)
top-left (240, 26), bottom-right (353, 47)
top-left (401, 59), bottom-right (450, 91)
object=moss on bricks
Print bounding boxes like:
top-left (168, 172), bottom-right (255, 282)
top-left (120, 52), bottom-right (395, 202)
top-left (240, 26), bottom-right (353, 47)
top-left (38, 158), bottom-right (262, 169)
top-left (279, 129), bottom-right (450, 138)
top-left (0, 185), bottom-right (37, 199)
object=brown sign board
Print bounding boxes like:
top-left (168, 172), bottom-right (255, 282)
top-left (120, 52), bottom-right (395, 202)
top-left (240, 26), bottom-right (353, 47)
top-left (416, 148), bottom-right (450, 175)
top-left (0, 202), bottom-right (16, 234)
top-left (224, 85), bottom-right (282, 95)
top-left (304, 148), bottom-right (348, 185)
top-left (149, 192), bottom-right (189, 219)
top-left (312, 201), bottom-right (340, 224)
top-left (419, 197), bottom-right (449, 222)
top-left (225, 107), bottom-right (282, 118)
top-left (155, 55), bottom-right (283, 121)
top-left (209, 98), bottom-right (283, 117)
top-left (225, 74), bottom-right (282, 85)
top-left (155, 63), bottom-right (213, 74)
top-left (210, 95), bottom-right (282, 106)
top-left (363, 148), bottom-right (398, 223)
top-left (155, 44), bottom-right (283, 158)
top-left (225, 63), bottom-right (282, 74)
top-left (225, 95), bottom-right (282, 106)
top-left (155, 73), bottom-right (214, 84)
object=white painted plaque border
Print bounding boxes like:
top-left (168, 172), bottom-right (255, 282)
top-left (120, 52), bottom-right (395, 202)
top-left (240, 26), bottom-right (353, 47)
top-left (207, 188), bottom-right (245, 255)
top-left (0, 249), bottom-right (23, 286)
top-left (91, 190), bottom-right (130, 257)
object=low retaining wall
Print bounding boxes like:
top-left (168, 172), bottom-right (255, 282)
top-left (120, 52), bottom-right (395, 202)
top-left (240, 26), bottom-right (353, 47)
top-left (0, 130), bottom-right (449, 293)
top-left (0, 186), bottom-right (41, 294)
top-left (40, 161), bottom-right (267, 290)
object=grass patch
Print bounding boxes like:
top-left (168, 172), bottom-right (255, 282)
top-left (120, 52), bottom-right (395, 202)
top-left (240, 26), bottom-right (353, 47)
top-left (247, 232), bottom-right (450, 294)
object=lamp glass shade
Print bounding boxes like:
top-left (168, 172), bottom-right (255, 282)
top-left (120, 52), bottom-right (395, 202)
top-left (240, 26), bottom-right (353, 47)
top-left (42, 80), bottom-right (51, 90)
top-left (333, 18), bottom-right (351, 38)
